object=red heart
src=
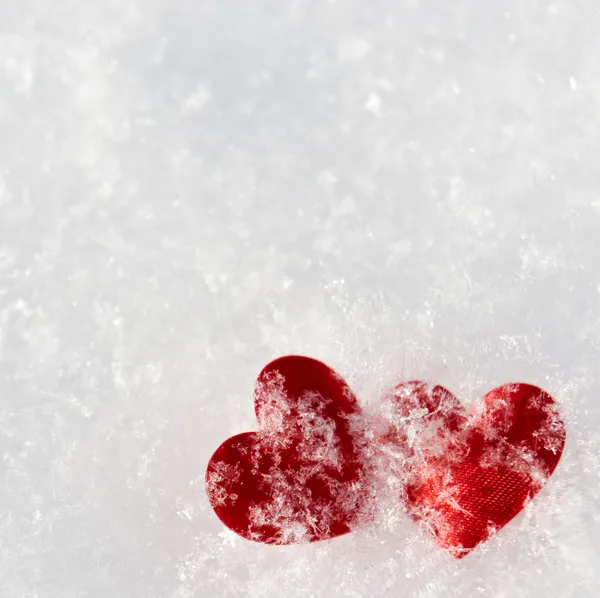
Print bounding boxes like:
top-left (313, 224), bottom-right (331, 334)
top-left (379, 381), bottom-right (566, 558)
top-left (205, 356), bottom-right (369, 544)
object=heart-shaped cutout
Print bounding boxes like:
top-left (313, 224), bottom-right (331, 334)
top-left (206, 356), bottom-right (369, 544)
top-left (378, 381), bottom-right (566, 558)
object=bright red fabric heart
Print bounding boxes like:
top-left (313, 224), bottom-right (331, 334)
top-left (205, 356), bottom-right (369, 544)
top-left (379, 381), bottom-right (566, 558)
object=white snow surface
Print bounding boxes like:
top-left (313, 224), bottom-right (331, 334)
top-left (1, 1), bottom-right (600, 596)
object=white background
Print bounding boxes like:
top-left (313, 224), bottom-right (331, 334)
top-left (1, 1), bottom-right (600, 596)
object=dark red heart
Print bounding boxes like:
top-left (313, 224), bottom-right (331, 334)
top-left (378, 381), bottom-right (566, 558)
top-left (206, 356), bottom-right (369, 544)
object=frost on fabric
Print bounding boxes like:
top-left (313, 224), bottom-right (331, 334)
top-left (206, 356), bottom-right (566, 555)
top-left (378, 381), bottom-right (566, 558)
top-left (205, 356), bottom-right (370, 545)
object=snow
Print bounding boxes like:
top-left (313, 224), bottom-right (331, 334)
top-left (1, 0), bottom-right (600, 596)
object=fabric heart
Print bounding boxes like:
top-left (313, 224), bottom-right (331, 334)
top-left (205, 355), bottom-right (369, 544)
top-left (378, 381), bottom-right (566, 558)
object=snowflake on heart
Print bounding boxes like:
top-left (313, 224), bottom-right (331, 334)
top-left (205, 356), bottom-right (566, 557)
top-left (205, 356), bottom-right (370, 544)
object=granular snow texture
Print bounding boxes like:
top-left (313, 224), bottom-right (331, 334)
top-left (1, 1), bottom-right (600, 597)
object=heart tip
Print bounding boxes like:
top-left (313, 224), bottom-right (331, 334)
top-left (446, 545), bottom-right (475, 560)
